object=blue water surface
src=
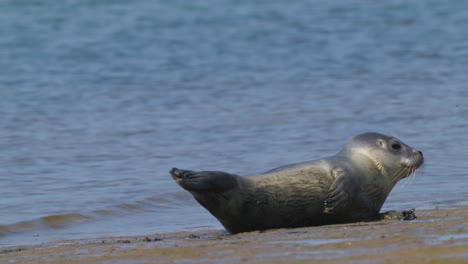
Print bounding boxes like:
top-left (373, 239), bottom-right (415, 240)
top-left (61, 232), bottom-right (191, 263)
top-left (0, 0), bottom-right (467, 245)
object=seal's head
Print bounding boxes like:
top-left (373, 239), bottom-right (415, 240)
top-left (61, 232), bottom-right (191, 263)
top-left (342, 132), bottom-right (424, 183)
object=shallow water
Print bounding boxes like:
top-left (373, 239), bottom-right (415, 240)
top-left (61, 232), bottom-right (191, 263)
top-left (1, 0), bottom-right (467, 245)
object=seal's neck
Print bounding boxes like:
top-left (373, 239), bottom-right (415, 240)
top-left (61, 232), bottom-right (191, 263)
top-left (338, 148), bottom-right (395, 188)
top-left (337, 149), bottom-right (397, 212)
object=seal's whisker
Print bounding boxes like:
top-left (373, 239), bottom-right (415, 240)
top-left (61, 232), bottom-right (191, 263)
top-left (408, 168), bottom-right (416, 186)
top-left (395, 167), bottom-right (412, 187)
top-left (401, 167), bottom-right (411, 180)
top-left (410, 166), bottom-right (420, 183)
top-left (410, 169), bottom-right (418, 185)
top-left (391, 166), bottom-right (407, 184)
top-left (408, 166), bottom-right (418, 185)
top-left (394, 165), bottom-right (405, 177)
top-left (400, 166), bottom-right (417, 187)
top-left (392, 166), bottom-right (406, 184)
top-left (390, 167), bottom-right (403, 184)
top-left (409, 166), bottom-right (419, 183)
top-left (374, 161), bottom-right (388, 177)
top-left (397, 166), bottom-right (411, 184)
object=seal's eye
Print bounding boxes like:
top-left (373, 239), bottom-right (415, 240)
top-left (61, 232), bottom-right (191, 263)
top-left (391, 143), bottom-right (401, 150)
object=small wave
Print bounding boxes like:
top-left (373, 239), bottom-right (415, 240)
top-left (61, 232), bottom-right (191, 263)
top-left (0, 225), bottom-right (9, 237)
top-left (40, 213), bottom-right (92, 229)
top-left (144, 191), bottom-right (195, 207)
top-left (116, 203), bottom-right (147, 211)
top-left (93, 209), bottom-right (118, 216)
top-left (0, 191), bottom-right (198, 240)
top-left (0, 213), bottom-right (92, 238)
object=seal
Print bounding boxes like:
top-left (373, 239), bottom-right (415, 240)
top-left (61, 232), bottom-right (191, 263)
top-left (170, 132), bottom-right (424, 233)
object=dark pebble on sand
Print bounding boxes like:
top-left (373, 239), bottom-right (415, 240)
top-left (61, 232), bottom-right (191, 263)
top-left (0, 248), bottom-right (25, 254)
top-left (144, 237), bottom-right (162, 242)
top-left (401, 209), bottom-right (417, 220)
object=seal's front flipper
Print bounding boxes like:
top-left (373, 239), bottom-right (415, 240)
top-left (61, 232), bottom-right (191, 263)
top-left (380, 209), bottom-right (416, 221)
top-left (323, 168), bottom-right (358, 215)
top-left (170, 168), bottom-right (238, 193)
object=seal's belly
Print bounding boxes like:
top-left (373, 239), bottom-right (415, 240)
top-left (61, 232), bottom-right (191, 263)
top-left (229, 169), bottom-right (335, 230)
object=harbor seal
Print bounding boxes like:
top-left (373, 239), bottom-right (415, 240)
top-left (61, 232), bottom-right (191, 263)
top-left (170, 132), bottom-right (424, 233)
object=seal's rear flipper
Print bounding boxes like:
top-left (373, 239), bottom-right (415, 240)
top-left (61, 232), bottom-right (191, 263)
top-left (170, 168), bottom-right (238, 193)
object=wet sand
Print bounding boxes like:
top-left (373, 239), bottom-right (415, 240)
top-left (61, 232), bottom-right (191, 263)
top-left (2, 206), bottom-right (467, 264)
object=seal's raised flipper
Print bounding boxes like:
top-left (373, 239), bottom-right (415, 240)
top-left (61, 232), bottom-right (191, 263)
top-left (170, 168), bottom-right (238, 193)
top-left (323, 168), bottom-right (358, 215)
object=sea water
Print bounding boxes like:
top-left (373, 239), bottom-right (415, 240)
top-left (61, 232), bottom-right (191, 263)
top-left (1, 0), bottom-right (467, 245)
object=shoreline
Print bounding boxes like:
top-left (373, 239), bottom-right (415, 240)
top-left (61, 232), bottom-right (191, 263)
top-left (2, 206), bottom-right (467, 264)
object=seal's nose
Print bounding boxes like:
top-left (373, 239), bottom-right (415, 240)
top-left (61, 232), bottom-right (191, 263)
top-left (413, 149), bottom-right (423, 160)
top-left (415, 150), bottom-right (424, 164)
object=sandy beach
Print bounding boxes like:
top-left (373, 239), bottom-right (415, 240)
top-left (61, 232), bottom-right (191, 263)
top-left (2, 206), bottom-right (467, 264)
